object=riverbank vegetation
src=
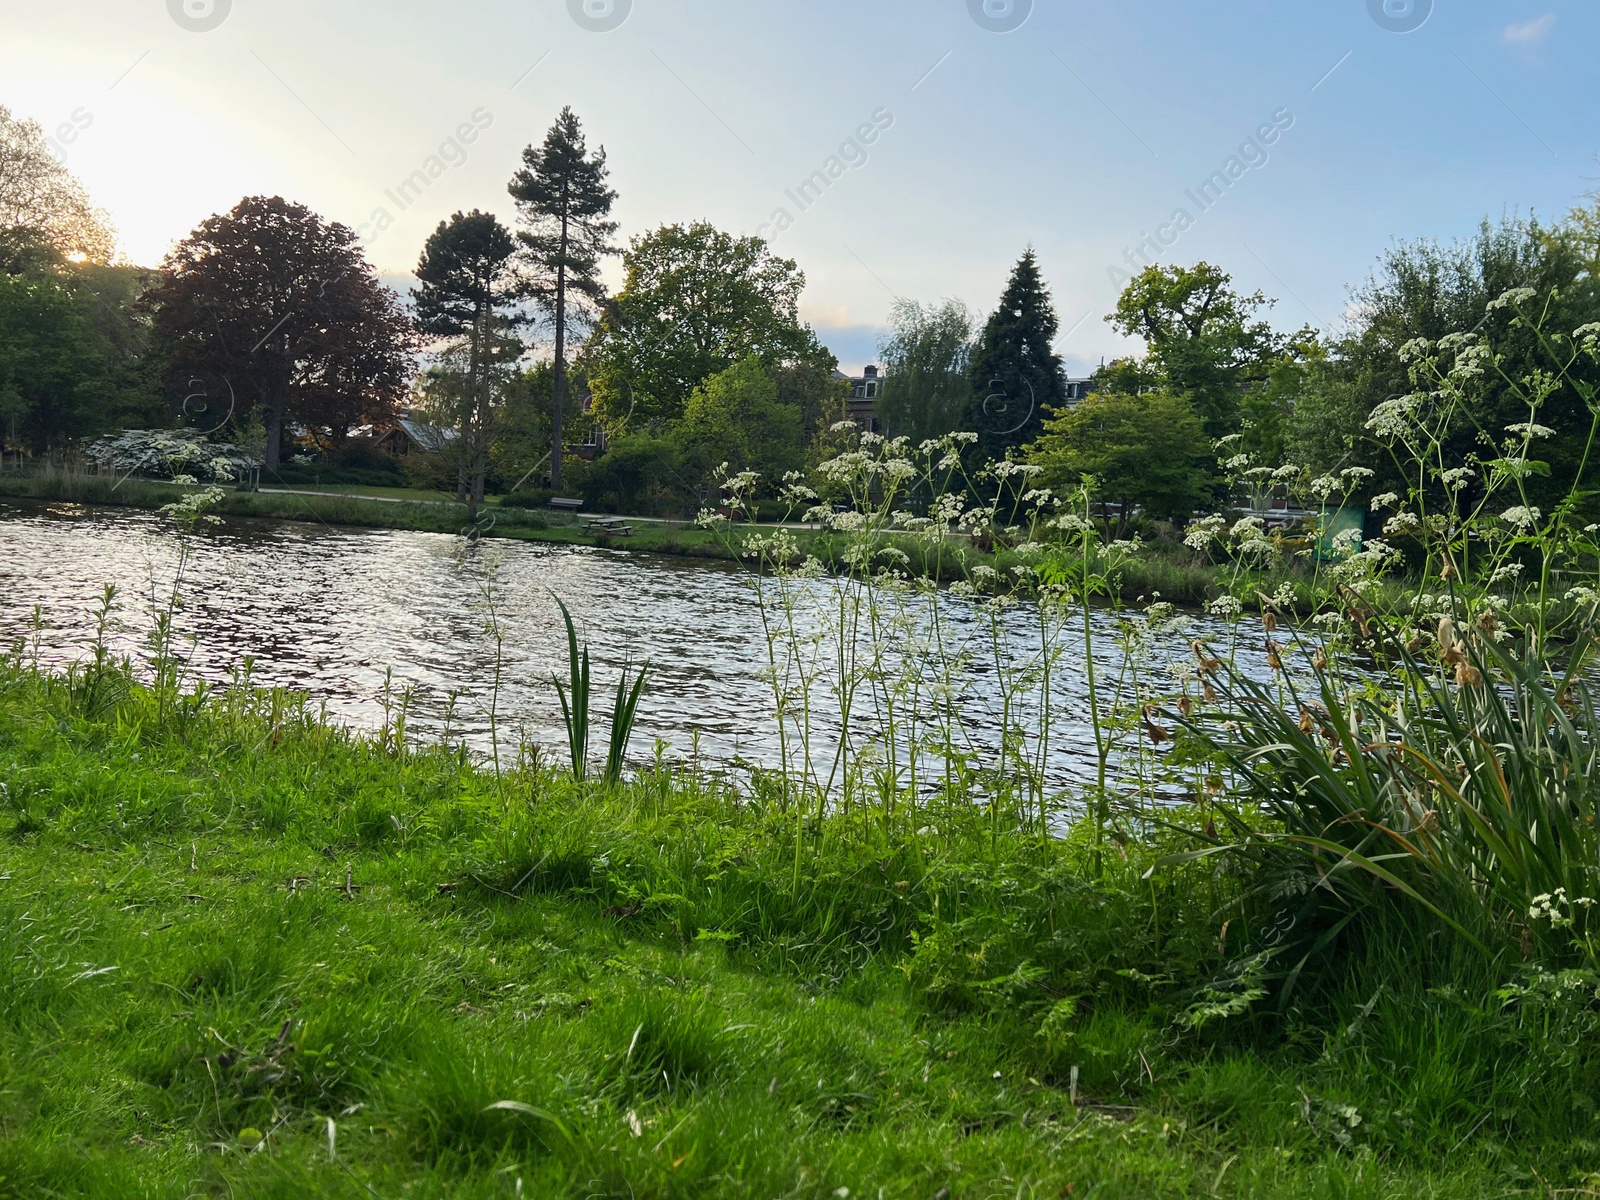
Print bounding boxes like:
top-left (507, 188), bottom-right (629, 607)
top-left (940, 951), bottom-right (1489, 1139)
top-left (4, 637), bottom-right (1596, 1198)
top-left (8, 279), bottom-right (1600, 1194)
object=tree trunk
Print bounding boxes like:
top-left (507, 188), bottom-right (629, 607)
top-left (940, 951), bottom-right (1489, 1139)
top-left (552, 259), bottom-right (567, 492)
top-left (263, 396), bottom-right (285, 472)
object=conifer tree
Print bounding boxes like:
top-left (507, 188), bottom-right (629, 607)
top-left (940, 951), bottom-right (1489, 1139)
top-left (413, 209), bottom-right (523, 518)
top-left (965, 249), bottom-right (1067, 460)
top-left (508, 108), bottom-right (617, 490)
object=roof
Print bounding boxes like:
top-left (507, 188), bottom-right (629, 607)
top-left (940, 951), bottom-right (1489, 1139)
top-left (396, 417), bottom-right (459, 453)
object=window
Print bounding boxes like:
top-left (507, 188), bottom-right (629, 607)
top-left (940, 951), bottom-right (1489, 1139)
top-left (865, 383), bottom-right (877, 398)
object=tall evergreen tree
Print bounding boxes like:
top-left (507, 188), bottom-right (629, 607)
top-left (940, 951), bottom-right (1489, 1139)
top-left (965, 249), bottom-right (1066, 460)
top-left (413, 209), bottom-right (524, 518)
top-left (507, 107), bottom-right (617, 491)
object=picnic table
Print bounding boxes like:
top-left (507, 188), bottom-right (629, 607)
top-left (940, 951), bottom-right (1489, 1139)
top-left (583, 515), bottom-right (635, 537)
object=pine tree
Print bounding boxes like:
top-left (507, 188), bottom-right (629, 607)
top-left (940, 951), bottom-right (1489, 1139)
top-left (508, 108), bottom-right (617, 491)
top-left (413, 210), bottom-right (523, 519)
top-left (965, 248), bottom-right (1067, 460)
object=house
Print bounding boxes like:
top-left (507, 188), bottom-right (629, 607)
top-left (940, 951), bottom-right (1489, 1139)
top-left (368, 412), bottom-right (459, 458)
top-left (837, 364), bottom-right (885, 433)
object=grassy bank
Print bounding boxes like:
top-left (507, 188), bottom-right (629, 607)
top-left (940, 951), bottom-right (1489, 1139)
top-left (0, 659), bottom-right (1591, 1197)
top-left (0, 470), bottom-right (734, 559)
top-left (0, 469), bottom-right (1250, 602)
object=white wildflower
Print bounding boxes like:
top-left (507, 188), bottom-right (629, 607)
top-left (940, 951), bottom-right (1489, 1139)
top-left (1308, 474), bottom-right (1340, 501)
top-left (1488, 563), bottom-right (1524, 585)
top-left (1499, 506), bottom-right (1541, 532)
top-left (1366, 395), bottom-right (1420, 439)
top-left (1486, 286), bottom-right (1537, 313)
top-left (1505, 422), bottom-right (1556, 440)
top-left (1207, 595), bottom-right (1243, 618)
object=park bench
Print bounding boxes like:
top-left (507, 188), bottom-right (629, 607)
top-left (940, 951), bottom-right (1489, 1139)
top-left (549, 497), bottom-right (584, 511)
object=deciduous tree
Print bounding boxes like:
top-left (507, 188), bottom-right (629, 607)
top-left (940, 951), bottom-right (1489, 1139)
top-left (1107, 262), bottom-right (1286, 439)
top-left (585, 222), bottom-right (829, 431)
top-left (674, 356), bottom-right (803, 488)
top-left (876, 297), bottom-right (975, 443)
top-left (0, 105), bottom-right (116, 262)
top-left (142, 196), bottom-right (413, 472)
top-left (1027, 389), bottom-right (1212, 535)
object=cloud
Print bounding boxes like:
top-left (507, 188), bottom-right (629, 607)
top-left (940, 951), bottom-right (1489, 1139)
top-left (1501, 14), bottom-right (1555, 46)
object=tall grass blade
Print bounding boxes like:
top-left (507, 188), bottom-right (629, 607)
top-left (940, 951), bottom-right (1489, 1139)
top-left (605, 659), bottom-right (650, 786)
top-left (552, 594), bottom-right (589, 779)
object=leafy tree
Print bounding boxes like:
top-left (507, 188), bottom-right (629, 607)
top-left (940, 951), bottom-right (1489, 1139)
top-left (1107, 262), bottom-right (1287, 439)
top-left (583, 433), bottom-right (687, 516)
top-left (876, 298), bottom-right (974, 443)
top-left (1288, 211), bottom-right (1599, 510)
top-left (488, 361), bottom-right (554, 496)
top-left (508, 107), bottom-right (618, 491)
top-left (965, 249), bottom-right (1067, 459)
top-left (413, 210), bottom-right (524, 516)
top-left (0, 256), bottom-right (165, 454)
top-left (774, 355), bottom-right (850, 445)
top-left (0, 105), bottom-right (116, 262)
top-left (0, 270), bottom-right (100, 453)
top-left (1090, 355), bottom-right (1159, 396)
top-left (585, 222), bottom-right (830, 431)
top-left (674, 357), bottom-right (803, 488)
top-left (1027, 390), bottom-right (1212, 535)
top-left (142, 196), bottom-right (413, 471)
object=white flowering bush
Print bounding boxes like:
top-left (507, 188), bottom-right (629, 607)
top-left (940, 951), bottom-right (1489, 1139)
top-left (85, 429), bottom-right (257, 484)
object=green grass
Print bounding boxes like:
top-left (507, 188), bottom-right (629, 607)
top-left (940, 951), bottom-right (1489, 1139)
top-left (0, 660), bottom-right (1593, 1197)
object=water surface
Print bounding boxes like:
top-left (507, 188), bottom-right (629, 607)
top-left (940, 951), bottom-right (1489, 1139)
top-left (0, 500), bottom-right (1279, 792)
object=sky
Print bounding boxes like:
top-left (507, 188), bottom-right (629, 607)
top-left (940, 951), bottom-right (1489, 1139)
top-left (4, 0), bottom-right (1596, 376)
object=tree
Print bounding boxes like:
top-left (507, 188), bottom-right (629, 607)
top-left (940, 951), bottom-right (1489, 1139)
top-left (142, 196), bottom-right (413, 471)
top-left (489, 361), bottom-right (555, 496)
top-left (674, 357), bottom-right (804, 488)
top-left (413, 210), bottom-right (524, 518)
top-left (1027, 390), bottom-right (1212, 535)
top-left (876, 298), bottom-right (974, 443)
top-left (1288, 211), bottom-right (1599, 511)
top-left (584, 222), bottom-right (830, 431)
top-left (0, 270), bottom-right (100, 453)
top-left (965, 250), bottom-right (1067, 459)
top-left (0, 105), bottom-right (116, 262)
top-left (1106, 262), bottom-right (1286, 439)
top-left (508, 107), bottom-right (617, 492)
